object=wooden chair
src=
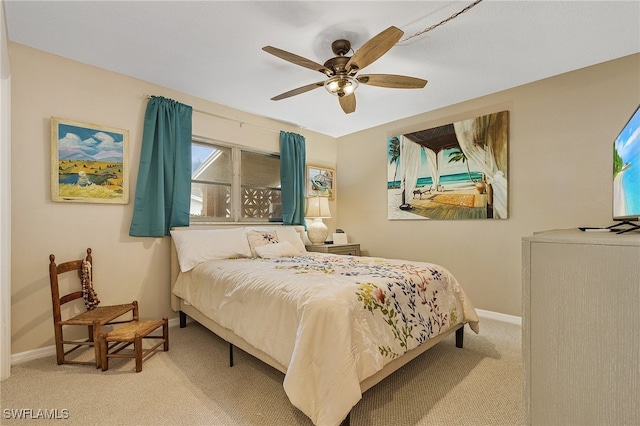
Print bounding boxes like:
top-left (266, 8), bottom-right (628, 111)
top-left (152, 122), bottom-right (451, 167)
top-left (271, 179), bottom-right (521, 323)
top-left (49, 248), bottom-right (138, 367)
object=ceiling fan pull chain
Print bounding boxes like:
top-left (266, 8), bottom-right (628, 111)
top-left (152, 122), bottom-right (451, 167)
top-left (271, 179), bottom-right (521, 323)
top-left (400, 0), bottom-right (484, 44)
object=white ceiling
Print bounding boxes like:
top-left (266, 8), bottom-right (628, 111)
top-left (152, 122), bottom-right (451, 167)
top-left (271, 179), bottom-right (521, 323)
top-left (4, 1), bottom-right (640, 138)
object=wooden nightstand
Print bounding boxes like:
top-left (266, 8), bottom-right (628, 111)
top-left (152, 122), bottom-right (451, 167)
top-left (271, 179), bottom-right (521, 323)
top-left (305, 243), bottom-right (360, 256)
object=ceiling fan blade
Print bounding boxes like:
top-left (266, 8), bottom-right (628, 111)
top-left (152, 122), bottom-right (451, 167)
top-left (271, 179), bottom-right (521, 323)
top-left (271, 81), bottom-right (325, 101)
top-left (346, 26), bottom-right (403, 73)
top-left (263, 46), bottom-right (332, 76)
top-left (357, 74), bottom-right (428, 89)
top-left (339, 94), bottom-right (356, 114)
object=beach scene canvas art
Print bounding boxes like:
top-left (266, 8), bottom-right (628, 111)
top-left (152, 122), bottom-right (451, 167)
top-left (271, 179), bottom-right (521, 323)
top-left (51, 117), bottom-right (129, 204)
top-left (388, 111), bottom-right (508, 220)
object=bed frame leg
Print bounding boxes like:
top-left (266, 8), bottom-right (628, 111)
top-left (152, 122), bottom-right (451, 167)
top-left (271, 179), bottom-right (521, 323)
top-left (179, 311), bottom-right (187, 328)
top-left (339, 411), bottom-right (351, 426)
top-left (229, 343), bottom-right (234, 367)
top-left (455, 325), bottom-right (464, 348)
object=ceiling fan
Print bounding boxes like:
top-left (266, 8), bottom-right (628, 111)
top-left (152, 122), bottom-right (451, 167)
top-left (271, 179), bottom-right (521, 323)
top-left (262, 26), bottom-right (428, 114)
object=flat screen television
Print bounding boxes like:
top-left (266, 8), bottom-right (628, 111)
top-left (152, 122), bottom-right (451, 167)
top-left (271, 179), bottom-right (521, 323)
top-left (612, 104), bottom-right (640, 233)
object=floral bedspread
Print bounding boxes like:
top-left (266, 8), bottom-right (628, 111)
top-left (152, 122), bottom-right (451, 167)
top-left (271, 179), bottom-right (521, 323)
top-left (173, 253), bottom-right (479, 426)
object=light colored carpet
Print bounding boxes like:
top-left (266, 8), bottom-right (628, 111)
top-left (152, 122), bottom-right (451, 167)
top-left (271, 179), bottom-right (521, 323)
top-left (1, 317), bottom-right (522, 425)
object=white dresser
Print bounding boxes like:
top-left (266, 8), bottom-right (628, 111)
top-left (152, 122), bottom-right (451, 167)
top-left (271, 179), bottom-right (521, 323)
top-left (522, 229), bottom-right (639, 425)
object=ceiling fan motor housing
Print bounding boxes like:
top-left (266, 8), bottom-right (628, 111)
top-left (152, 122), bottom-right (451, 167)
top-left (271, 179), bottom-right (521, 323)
top-left (323, 56), bottom-right (350, 75)
top-left (331, 39), bottom-right (351, 56)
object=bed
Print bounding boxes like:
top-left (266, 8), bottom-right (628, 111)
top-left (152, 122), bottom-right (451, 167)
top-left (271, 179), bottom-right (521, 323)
top-left (170, 225), bottom-right (479, 426)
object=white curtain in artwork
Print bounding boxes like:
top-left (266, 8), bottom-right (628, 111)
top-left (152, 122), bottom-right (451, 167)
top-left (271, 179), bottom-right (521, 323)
top-left (453, 119), bottom-right (508, 218)
top-left (425, 147), bottom-right (440, 191)
top-left (400, 135), bottom-right (421, 203)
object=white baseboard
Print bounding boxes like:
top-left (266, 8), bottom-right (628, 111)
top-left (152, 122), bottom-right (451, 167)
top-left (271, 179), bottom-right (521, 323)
top-left (11, 317), bottom-right (182, 366)
top-left (167, 317), bottom-right (181, 328)
top-left (11, 345), bottom-right (56, 365)
top-left (475, 309), bottom-right (522, 326)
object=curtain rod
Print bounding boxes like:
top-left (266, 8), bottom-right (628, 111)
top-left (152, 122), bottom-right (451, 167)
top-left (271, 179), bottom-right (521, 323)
top-left (143, 94), bottom-right (299, 135)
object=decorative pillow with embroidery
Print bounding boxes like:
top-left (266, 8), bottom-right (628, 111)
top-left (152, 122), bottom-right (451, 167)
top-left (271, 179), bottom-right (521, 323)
top-left (246, 226), bottom-right (307, 255)
top-left (246, 230), bottom-right (279, 257)
top-left (255, 241), bottom-right (302, 259)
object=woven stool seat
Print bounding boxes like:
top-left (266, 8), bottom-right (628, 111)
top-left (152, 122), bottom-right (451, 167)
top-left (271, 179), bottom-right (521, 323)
top-left (105, 320), bottom-right (164, 341)
top-left (61, 304), bottom-right (137, 326)
top-left (100, 318), bottom-right (168, 372)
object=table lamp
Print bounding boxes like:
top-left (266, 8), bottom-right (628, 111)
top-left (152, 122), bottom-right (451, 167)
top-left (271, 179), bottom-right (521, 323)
top-left (305, 196), bottom-right (331, 245)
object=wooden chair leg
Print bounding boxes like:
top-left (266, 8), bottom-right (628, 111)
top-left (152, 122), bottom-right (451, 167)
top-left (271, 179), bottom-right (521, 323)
top-left (100, 334), bottom-right (109, 372)
top-left (54, 323), bottom-right (64, 365)
top-left (162, 317), bottom-right (169, 351)
top-left (92, 320), bottom-right (102, 368)
top-left (135, 334), bottom-right (143, 373)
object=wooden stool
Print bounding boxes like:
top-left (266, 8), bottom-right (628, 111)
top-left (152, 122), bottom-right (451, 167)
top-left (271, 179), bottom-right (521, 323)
top-left (100, 318), bottom-right (168, 372)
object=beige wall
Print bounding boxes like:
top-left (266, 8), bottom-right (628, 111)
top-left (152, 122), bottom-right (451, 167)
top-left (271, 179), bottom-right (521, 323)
top-left (9, 42), bottom-right (337, 355)
top-left (336, 53), bottom-right (640, 317)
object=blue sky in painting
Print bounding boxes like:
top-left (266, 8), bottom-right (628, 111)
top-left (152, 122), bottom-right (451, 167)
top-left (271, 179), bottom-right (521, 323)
top-left (57, 123), bottom-right (123, 162)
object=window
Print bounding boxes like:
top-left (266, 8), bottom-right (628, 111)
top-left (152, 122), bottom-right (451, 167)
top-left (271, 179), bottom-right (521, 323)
top-left (191, 139), bottom-right (281, 222)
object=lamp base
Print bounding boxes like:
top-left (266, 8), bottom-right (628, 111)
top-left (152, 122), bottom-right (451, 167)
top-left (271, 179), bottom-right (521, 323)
top-left (307, 218), bottom-right (328, 245)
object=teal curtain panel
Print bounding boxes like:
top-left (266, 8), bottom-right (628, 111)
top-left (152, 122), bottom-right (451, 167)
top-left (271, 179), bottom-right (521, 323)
top-left (279, 131), bottom-right (306, 227)
top-left (129, 96), bottom-right (193, 237)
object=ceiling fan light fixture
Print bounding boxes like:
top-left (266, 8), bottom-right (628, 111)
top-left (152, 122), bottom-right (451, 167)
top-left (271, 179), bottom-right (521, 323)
top-left (324, 75), bottom-right (358, 97)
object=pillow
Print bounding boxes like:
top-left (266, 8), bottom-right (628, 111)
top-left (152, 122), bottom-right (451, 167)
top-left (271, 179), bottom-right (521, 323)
top-left (246, 230), bottom-right (279, 257)
top-left (170, 228), bottom-right (253, 272)
top-left (255, 241), bottom-right (301, 259)
top-left (274, 226), bottom-right (307, 254)
top-left (247, 226), bottom-right (307, 255)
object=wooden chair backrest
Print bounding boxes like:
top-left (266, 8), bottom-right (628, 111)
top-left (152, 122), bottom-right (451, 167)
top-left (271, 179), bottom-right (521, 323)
top-left (49, 248), bottom-right (92, 322)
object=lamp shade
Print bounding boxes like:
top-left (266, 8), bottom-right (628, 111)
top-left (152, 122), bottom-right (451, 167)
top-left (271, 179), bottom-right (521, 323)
top-left (305, 196), bottom-right (331, 218)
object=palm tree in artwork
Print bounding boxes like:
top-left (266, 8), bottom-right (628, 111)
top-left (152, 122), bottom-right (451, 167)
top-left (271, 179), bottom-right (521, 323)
top-left (388, 137), bottom-right (401, 189)
top-left (448, 147), bottom-right (476, 182)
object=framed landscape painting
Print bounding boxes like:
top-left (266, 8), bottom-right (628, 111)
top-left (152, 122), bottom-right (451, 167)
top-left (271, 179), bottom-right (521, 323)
top-left (51, 117), bottom-right (129, 204)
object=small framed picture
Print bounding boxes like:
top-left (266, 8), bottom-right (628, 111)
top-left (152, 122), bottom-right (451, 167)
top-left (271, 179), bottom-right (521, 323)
top-left (333, 233), bottom-right (348, 244)
top-left (51, 117), bottom-right (129, 204)
top-left (306, 165), bottom-right (335, 200)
